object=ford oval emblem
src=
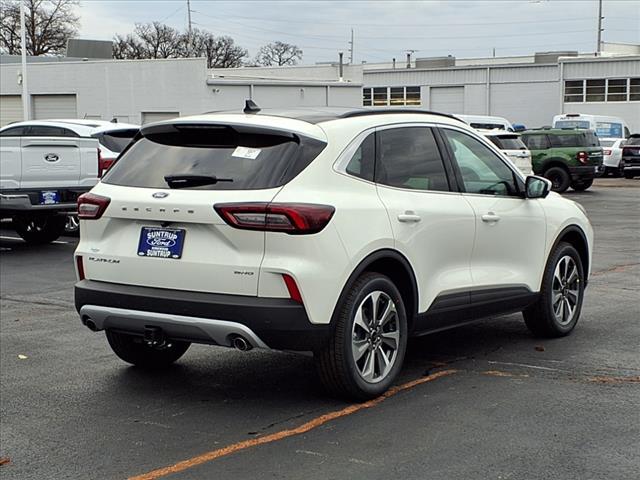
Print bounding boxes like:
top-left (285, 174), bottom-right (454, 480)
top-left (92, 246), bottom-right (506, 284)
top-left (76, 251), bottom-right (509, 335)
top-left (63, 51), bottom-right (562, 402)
top-left (152, 192), bottom-right (169, 199)
top-left (44, 153), bottom-right (59, 162)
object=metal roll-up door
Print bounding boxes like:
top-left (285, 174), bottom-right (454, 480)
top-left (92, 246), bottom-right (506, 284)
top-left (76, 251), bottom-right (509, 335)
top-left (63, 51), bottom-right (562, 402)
top-left (141, 112), bottom-right (180, 124)
top-left (430, 87), bottom-right (464, 114)
top-left (32, 94), bottom-right (77, 119)
top-left (0, 95), bottom-right (23, 126)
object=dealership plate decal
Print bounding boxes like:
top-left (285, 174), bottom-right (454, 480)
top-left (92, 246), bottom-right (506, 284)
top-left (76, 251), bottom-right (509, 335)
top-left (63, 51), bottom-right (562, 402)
top-left (137, 227), bottom-right (185, 259)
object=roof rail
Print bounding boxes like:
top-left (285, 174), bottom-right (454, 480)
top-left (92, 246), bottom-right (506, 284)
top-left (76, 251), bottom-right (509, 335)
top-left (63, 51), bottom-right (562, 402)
top-left (339, 108), bottom-right (463, 122)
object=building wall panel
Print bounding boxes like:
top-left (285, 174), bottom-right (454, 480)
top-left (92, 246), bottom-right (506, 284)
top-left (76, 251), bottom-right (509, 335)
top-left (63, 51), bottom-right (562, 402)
top-left (490, 82), bottom-right (560, 128)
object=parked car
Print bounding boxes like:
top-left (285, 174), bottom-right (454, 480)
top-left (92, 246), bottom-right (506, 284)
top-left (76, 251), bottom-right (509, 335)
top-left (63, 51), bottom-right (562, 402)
top-left (552, 113), bottom-right (631, 140)
top-left (75, 106), bottom-right (593, 400)
top-left (621, 134), bottom-right (640, 179)
top-left (521, 128), bottom-right (603, 193)
top-left (0, 120), bottom-right (100, 243)
top-left (600, 138), bottom-right (626, 177)
top-left (481, 130), bottom-right (533, 175)
top-left (456, 114), bottom-right (514, 131)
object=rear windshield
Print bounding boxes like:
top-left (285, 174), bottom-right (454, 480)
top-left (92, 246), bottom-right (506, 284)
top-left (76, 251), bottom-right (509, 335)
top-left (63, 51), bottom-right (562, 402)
top-left (103, 124), bottom-right (326, 190)
top-left (486, 135), bottom-right (526, 150)
top-left (549, 131), bottom-right (599, 148)
top-left (95, 129), bottom-right (138, 153)
top-left (470, 122), bottom-right (507, 130)
top-left (555, 120), bottom-right (590, 129)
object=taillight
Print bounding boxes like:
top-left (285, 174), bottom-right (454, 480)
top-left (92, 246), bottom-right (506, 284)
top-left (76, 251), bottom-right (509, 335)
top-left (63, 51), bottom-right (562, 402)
top-left (603, 149), bottom-right (612, 155)
top-left (214, 203), bottom-right (335, 235)
top-left (78, 193), bottom-right (111, 219)
top-left (576, 151), bottom-right (589, 164)
top-left (97, 149), bottom-right (116, 177)
top-left (282, 274), bottom-right (303, 303)
top-left (76, 255), bottom-right (85, 280)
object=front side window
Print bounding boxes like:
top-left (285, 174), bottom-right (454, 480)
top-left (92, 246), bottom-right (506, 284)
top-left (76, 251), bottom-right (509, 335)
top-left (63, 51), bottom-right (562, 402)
top-left (0, 126), bottom-right (27, 136)
top-left (345, 133), bottom-right (375, 181)
top-left (376, 127), bottom-right (449, 192)
top-left (442, 129), bottom-right (519, 196)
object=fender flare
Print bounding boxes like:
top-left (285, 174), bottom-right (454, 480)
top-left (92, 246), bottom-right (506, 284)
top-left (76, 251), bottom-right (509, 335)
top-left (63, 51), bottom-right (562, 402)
top-left (330, 248), bottom-right (419, 328)
top-left (548, 224), bottom-right (590, 286)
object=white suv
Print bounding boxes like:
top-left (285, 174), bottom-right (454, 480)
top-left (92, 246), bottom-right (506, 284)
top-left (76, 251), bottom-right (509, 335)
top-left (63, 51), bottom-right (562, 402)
top-left (74, 106), bottom-right (593, 400)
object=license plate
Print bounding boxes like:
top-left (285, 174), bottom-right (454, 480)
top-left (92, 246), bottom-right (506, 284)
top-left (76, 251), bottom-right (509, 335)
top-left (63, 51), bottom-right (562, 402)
top-left (40, 190), bottom-right (59, 205)
top-left (137, 227), bottom-right (185, 259)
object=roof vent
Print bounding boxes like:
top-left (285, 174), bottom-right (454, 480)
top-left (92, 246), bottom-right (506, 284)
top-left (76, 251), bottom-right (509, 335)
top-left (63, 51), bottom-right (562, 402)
top-left (243, 99), bottom-right (261, 114)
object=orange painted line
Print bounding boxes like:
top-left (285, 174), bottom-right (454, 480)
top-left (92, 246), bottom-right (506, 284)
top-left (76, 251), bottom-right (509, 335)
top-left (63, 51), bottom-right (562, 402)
top-left (128, 369), bottom-right (457, 480)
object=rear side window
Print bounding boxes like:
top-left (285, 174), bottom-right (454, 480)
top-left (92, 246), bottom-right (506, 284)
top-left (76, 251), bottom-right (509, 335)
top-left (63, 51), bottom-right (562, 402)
top-left (375, 127), bottom-right (449, 192)
top-left (95, 129), bottom-right (138, 153)
top-left (522, 134), bottom-right (550, 150)
top-left (346, 133), bottom-right (375, 181)
top-left (487, 135), bottom-right (527, 150)
top-left (549, 132), bottom-right (599, 148)
top-left (103, 124), bottom-right (326, 190)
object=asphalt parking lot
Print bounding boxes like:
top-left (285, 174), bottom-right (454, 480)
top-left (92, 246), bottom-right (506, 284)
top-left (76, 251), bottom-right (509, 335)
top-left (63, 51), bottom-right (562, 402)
top-left (1, 178), bottom-right (639, 480)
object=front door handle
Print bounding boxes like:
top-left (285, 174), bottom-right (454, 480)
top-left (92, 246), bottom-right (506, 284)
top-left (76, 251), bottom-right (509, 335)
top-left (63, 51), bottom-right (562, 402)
top-left (481, 212), bottom-right (501, 223)
top-left (398, 212), bottom-right (421, 223)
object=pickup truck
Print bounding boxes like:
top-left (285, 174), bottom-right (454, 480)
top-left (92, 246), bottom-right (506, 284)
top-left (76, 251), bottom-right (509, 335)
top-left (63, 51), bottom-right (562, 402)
top-left (0, 121), bottom-right (101, 244)
top-left (0, 119), bottom-right (139, 243)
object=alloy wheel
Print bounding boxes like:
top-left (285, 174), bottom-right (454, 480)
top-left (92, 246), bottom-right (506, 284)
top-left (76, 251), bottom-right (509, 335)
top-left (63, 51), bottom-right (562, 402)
top-left (551, 255), bottom-right (581, 326)
top-left (351, 291), bottom-right (400, 383)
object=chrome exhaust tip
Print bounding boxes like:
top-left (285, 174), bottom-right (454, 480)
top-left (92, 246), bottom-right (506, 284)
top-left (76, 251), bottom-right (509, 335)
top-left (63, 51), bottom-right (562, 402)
top-left (231, 335), bottom-right (252, 351)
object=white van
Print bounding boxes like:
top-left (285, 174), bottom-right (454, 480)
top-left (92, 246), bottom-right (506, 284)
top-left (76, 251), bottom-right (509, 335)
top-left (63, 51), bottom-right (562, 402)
top-left (552, 114), bottom-right (631, 140)
top-left (456, 114), bottom-right (514, 132)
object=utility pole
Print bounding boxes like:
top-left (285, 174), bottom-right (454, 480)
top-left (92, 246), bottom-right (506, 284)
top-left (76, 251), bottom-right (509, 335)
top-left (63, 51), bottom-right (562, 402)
top-left (19, 0), bottom-right (29, 120)
top-left (348, 29), bottom-right (354, 64)
top-left (596, 0), bottom-right (603, 56)
top-left (186, 0), bottom-right (193, 56)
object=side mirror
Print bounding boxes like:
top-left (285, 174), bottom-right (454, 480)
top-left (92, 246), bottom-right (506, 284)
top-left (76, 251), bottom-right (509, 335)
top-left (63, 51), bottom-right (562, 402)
top-left (525, 175), bottom-right (551, 199)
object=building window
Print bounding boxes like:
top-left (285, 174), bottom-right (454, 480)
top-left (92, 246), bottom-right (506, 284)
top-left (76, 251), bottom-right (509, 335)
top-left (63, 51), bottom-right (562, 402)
top-left (630, 78), bottom-right (640, 101)
top-left (606, 79), bottom-right (628, 102)
top-left (564, 80), bottom-right (584, 103)
top-left (585, 79), bottom-right (605, 102)
top-left (362, 86), bottom-right (421, 107)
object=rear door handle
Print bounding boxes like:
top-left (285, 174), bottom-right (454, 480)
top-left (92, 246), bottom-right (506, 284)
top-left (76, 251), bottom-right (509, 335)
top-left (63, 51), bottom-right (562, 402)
top-left (481, 212), bottom-right (501, 223)
top-left (398, 213), bottom-right (421, 223)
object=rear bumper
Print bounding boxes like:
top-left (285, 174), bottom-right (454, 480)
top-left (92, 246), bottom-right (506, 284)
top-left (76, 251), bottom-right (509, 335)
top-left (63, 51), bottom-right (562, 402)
top-left (74, 280), bottom-right (330, 351)
top-left (568, 165), bottom-right (599, 180)
top-left (0, 188), bottom-right (87, 214)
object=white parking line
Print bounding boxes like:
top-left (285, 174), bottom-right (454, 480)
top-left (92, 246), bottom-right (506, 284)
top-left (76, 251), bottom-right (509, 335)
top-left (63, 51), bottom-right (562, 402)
top-left (0, 235), bottom-right (69, 244)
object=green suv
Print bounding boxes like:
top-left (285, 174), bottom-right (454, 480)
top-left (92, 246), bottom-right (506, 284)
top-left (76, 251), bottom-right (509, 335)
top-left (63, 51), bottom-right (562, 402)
top-left (521, 128), bottom-right (603, 193)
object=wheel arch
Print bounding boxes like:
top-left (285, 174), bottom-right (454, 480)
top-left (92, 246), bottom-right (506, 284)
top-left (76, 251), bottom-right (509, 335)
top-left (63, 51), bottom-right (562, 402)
top-left (551, 225), bottom-right (590, 284)
top-left (541, 158), bottom-right (571, 173)
top-left (333, 249), bottom-right (419, 332)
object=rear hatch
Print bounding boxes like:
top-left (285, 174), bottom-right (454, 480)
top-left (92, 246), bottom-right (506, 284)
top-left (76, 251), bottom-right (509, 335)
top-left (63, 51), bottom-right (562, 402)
top-left (78, 121), bottom-right (326, 296)
top-left (485, 134), bottom-right (532, 174)
top-left (550, 130), bottom-right (603, 167)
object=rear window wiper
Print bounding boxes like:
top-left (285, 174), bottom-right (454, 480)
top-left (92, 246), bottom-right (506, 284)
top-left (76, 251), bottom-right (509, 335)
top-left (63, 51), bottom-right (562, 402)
top-left (164, 174), bottom-right (233, 189)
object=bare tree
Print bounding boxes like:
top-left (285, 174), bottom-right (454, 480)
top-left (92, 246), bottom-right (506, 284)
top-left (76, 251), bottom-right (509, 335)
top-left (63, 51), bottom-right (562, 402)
top-left (0, 0), bottom-right (80, 55)
top-left (112, 33), bottom-right (146, 60)
top-left (133, 22), bottom-right (180, 59)
top-left (255, 41), bottom-right (302, 66)
top-left (193, 32), bottom-right (247, 68)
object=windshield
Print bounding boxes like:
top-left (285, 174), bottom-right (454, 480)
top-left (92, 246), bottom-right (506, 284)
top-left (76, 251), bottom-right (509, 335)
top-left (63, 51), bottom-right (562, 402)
top-left (487, 135), bottom-right (527, 150)
top-left (103, 125), bottom-right (326, 190)
top-left (595, 122), bottom-right (623, 138)
top-left (555, 120), bottom-right (590, 129)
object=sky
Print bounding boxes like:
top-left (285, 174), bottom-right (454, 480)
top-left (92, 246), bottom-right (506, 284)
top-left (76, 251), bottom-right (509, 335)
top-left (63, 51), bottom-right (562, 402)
top-left (77, 0), bottom-right (640, 64)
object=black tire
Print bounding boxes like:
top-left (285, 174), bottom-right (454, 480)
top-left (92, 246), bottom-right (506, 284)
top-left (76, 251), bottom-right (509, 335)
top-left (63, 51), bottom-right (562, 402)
top-left (13, 214), bottom-right (67, 245)
top-left (624, 171), bottom-right (635, 179)
top-left (314, 272), bottom-right (408, 401)
top-left (523, 242), bottom-right (585, 338)
top-left (106, 330), bottom-right (190, 368)
top-left (571, 179), bottom-right (593, 191)
top-left (544, 167), bottom-right (571, 193)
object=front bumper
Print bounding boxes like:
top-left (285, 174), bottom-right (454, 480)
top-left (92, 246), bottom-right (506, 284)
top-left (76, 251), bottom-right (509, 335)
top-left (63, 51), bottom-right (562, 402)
top-left (75, 280), bottom-right (330, 351)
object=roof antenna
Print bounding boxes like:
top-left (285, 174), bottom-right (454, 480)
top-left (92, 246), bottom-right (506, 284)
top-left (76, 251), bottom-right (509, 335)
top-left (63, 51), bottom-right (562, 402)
top-left (110, 117), bottom-right (118, 123)
top-left (243, 99), bottom-right (261, 114)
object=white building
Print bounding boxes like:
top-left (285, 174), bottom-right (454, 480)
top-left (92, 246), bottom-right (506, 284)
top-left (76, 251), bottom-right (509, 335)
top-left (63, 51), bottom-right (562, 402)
top-left (1, 46), bottom-right (638, 131)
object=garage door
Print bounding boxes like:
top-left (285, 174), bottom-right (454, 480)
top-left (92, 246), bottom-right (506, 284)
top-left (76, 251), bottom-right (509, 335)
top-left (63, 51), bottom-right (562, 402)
top-left (141, 112), bottom-right (180, 124)
top-left (430, 87), bottom-right (464, 114)
top-left (0, 95), bottom-right (23, 127)
top-left (32, 94), bottom-right (77, 120)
